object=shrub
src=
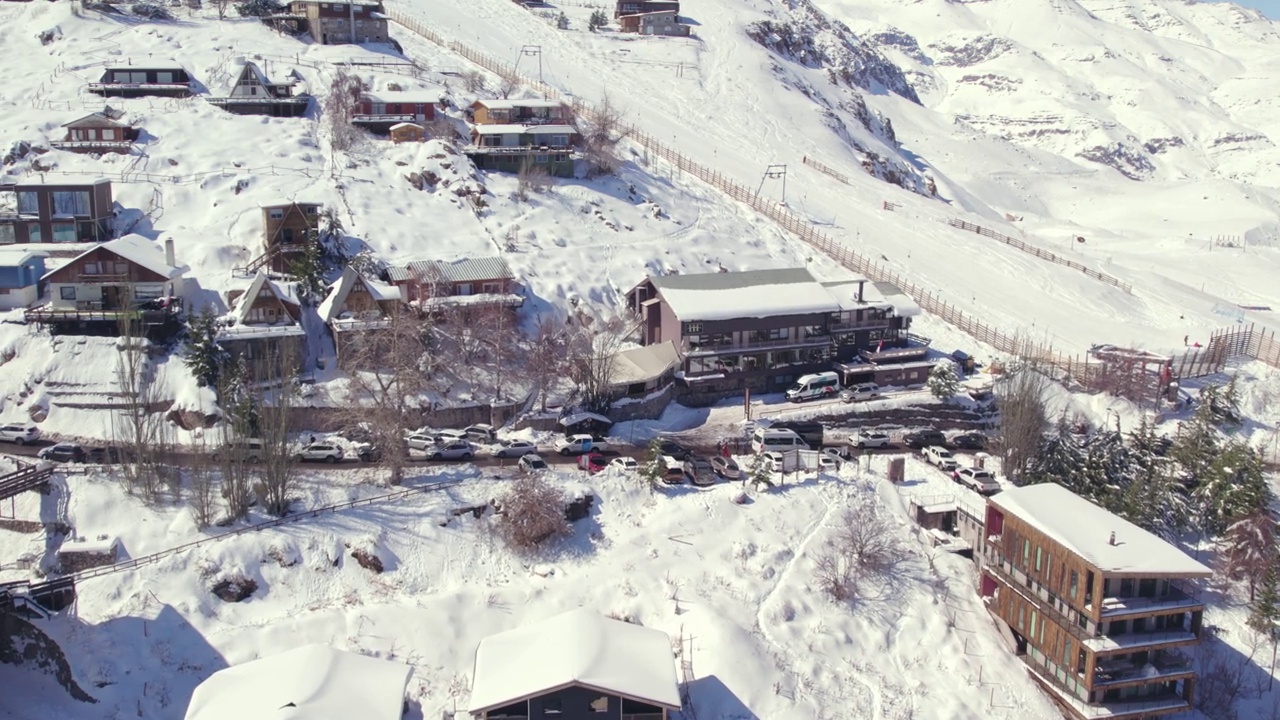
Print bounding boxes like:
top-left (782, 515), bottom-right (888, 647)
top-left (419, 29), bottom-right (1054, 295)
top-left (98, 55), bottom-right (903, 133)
top-left (131, 2), bottom-right (174, 19)
top-left (494, 476), bottom-right (570, 551)
top-left (235, 0), bottom-right (283, 17)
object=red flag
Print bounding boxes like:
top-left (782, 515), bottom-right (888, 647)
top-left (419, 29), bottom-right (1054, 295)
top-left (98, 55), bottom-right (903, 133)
top-left (876, 339), bottom-right (884, 352)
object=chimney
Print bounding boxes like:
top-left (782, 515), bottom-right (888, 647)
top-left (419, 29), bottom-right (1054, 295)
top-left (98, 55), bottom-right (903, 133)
top-left (857, 280), bottom-right (865, 303)
top-left (1108, 531), bottom-right (1116, 546)
top-left (164, 237), bottom-right (176, 268)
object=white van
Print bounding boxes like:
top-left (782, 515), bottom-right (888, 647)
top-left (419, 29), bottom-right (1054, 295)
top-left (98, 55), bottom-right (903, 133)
top-left (751, 427), bottom-right (810, 454)
top-left (785, 371), bottom-right (840, 402)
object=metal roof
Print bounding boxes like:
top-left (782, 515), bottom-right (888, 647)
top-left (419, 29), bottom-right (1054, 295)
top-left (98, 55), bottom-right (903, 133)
top-left (647, 267), bottom-right (816, 292)
top-left (405, 256), bottom-right (514, 284)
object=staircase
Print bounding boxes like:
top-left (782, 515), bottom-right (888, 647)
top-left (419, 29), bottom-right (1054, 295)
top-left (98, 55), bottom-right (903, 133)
top-left (233, 246), bottom-right (280, 277)
top-left (0, 463), bottom-right (54, 503)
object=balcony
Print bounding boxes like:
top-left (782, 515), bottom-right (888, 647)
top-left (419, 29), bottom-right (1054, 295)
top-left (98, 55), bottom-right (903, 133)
top-left (50, 139), bottom-right (134, 153)
top-left (828, 317), bottom-right (892, 333)
top-left (77, 272), bottom-right (131, 283)
top-left (352, 113), bottom-right (417, 123)
top-left (1083, 629), bottom-right (1197, 654)
top-left (465, 144), bottom-right (574, 155)
top-left (1030, 662), bottom-right (1190, 719)
top-left (1088, 583), bottom-right (1203, 619)
top-left (1094, 650), bottom-right (1193, 687)
top-left (683, 333), bottom-right (832, 357)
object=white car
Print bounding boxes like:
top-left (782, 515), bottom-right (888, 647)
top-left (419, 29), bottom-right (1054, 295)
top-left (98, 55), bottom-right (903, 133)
top-left (464, 424), bottom-right (496, 443)
top-left (818, 453), bottom-right (841, 471)
top-left (406, 433), bottom-right (437, 451)
top-left (821, 446), bottom-right (851, 466)
top-left (554, 434), bottom-right (603, 456)
top-left (426, 441), bottom-right (474, 461)
top-left (296, 443), bottom-right (344, 463)
top-left (955, 467), bottom-right (1001, 495)
top-left (923, 445), bottom-right (958, 471)
top-left (493, 440), bottom-right (539, 458)
top-left (431, 429), bottom-right (468, 444)
top-left (850, 431), bottom-right (891, 449)
top-left (840, 382), bottom-right (881, 403)
top-left (519, 454), bottom-right (548, 473)
top-left (760, 451), bottom-right (784, 472)
top-left (609, 457), bottom-right (638, 472)
top-left (0, 425), bottom-right (41, 446)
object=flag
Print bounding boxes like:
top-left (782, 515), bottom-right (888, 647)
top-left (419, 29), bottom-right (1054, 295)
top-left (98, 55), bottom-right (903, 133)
top-left (876, 339), bottom-right (884, 353)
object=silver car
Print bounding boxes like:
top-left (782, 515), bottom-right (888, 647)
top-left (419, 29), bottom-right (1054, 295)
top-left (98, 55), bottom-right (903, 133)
top-left (426, 441), bottom-right (475, 461)
top-left (296, 443), bottom-right (344, 463)
top-left (850, 431), bottom-right (891, 449)
top-left (494, 440), bottom-right (539, 458)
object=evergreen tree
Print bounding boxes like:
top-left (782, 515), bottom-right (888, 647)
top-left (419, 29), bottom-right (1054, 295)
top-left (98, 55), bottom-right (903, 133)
top-left (1121, 418), bottom-right (1189, 540)
top-left (927, 361), bottom-right (960, 402)
top-left (184, 307), bottom-right (227, 388)
top-left (317, 207), bottom-right (348, 260)
top-left (1026, 416), bottom-right (1084, 489)
top-left (1196, 441), bottom-right (1272, 538)
top-left (289, 239), bottom-right (327, 304)
top-left (747, 452), bottom-right (774, 489)
top-left (639, 437), bottom-right (665, 491)
top-left (1248, 563), bottom-right (1280, 691)
top-left (588, 9), bottom-right (608, 31)
top-left (556, 11), bottom-right (569, 29)
top-left (219, 355), bottom-right (261, 438)
top-left (1223, 508), bottom-right (1279, 601)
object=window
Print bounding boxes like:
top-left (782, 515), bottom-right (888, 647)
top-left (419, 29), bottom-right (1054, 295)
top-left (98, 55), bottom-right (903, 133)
top-left (482, 282), bottom-right (502, 294)
top-left (0, 225), bottom-right (14, 244)
top-left (52, 223), bottom-right (76, 243)
top-left (133, 287), bottom-right (161, 300)
top-left (269, 209), bottom-right (285, 220)
top-left (102, 128), bottom-right (116, 141)
top-left (685, 322), bottom-right (702, 334)
top-left (60, 286), bottom-right (76, 301)
top-left (17, 193), bottom-right (39, 215)
top-left (114, 262), bottom-right (128, 274)
top-left (589, 696), bottom-right (608, 713)
top-left (1017, 605), bottom-right (1025, 630)
top-left (551, 134), bottom-right (569, 147)
top-left (534, 154), bottom-right (550, 164)
top-left (27, 223), bottom-right (41, 243)
top-left (83, 262), bottom-right (100, 275)
top-left (456, 283), bottom-right (473, 296)
top-left (1110, 619), bottom-right (1127, 635)
top-left (1120, 578), bottom-right (1134, 597)
top-left (156, 72), bottom-right (174, 84)
top-left (543, 698), bottom-right (562, 716)
top-left (53, 191), bottom-right (90, 216)
top-left (1022, 539), bottom-right (1030, 565)
top-left (1069, 570), bottom-right (1079, 600)
top-left (1035, 547), bottom-right (1042, 572)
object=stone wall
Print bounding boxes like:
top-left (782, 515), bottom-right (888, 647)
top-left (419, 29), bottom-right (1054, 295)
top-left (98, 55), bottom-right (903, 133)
top-left (285, 395), bottom-right (529, 433)
top-left (606, 383), bottom-right (675, 423)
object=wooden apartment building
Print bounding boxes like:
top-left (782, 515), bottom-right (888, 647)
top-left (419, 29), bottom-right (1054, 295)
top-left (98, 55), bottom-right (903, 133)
top-left (980, 483), bottom-right (1211, 719)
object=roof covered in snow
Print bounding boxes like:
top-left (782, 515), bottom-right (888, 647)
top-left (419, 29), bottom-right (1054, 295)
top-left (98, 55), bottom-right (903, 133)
top-left (0, 248), bottom-right (49, 266)
top-left (318, 266), bottom-right (401, 323)
top-left (649, 268), bottom-right (841, 321)
top-left (44, 234), bottom-right (187, 281)
top-left (230, 272), bottom-right (300, 326)
top-left (990, 484), bottom-right (1212, 577)
top-left (472, 124), bottom-right (576, 135)
top-left (62, 112), bottom-right (130, 129)
top-left (610, 341), bottom-right (680, 386)
top-left (362, 90), bottom-right (441, 104)
top-left (468, 608), bottom-right (680, 714)
top-left (183, 644), bottom-right (410, 720)
top-left (472, 99), bottom-right (565, 110)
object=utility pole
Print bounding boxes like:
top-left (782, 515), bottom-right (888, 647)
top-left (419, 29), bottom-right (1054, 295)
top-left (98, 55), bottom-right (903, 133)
top-left (756, 164), bottom-right (787, 205)
top-left (516, 45), bottom-right (543, 85)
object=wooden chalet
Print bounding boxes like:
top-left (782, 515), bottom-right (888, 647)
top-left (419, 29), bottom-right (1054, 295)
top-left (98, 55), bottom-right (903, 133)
top-left (354, 90), bottom-right (438, 133)
top-left (51, 110), bottom-right (138, 154)
top-left (618, 9), bottom-right (690, 36)
top-left (389, 122), bottom-right (425, 144)
top-left (0, 179), bottom-right (115, 244)
top-left (469, 99), bottom-right (570, 126)
top-left (207, 60), bottom-right (309, 118)
top-left (318, 266), bottom-right (403, 365)
top-left (217, 272), bottom-right (305, 380)
top-left (88, 66), bottom-right (193, 98)
top-left (237, 201), bottom-right (322, 275)
top-left (614, 0), bottom-right (679, 18)
top-left (26, 234), bottom-right (186, 336)
top-left (386, 256), bottom-right (522, 315)
top-left (466, 124), bottom-right (578, 177)
top-left (285, 0), bottom-right (390, 45)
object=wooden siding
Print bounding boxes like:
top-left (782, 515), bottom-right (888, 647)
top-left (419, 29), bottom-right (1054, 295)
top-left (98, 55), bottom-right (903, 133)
top-left (42, 246), bottom-right (167, 285)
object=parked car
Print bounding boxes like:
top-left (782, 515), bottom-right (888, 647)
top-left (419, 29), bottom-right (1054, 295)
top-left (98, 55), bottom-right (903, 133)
top-left (406, 433), bottom-right (437, 451)
top-left (922, 445), bottom-right (958, 471)
top-left (518, 454), bottom-right (547, 473)
top-left (427, 441), bottom-right (475, 461)
top-left (759, 451), bottom-right (785, 473)
top-left (464, 424), bottom-right (496, 443)
top-left (0, 425), bottom-right (42, 446)
top-left (354, 443), bottom-right (381, 462)
top-left (555, 434), bottom-right (605, 456)
top-left (949, 432), bottom-right (987, 450)
top-left (656, 440), bottom-right (693, 461)
top-left (904, 429), bottom-right (947, 449)
top-left (662, 456), bottom-right (685, 484)
top-left (432, 429), bottom-right (468, 444)
top-left (840, 382), bottom-right (881, 403)
top-left (38, 443), bottom-right (85, 463)
top-left (87, 445), bottom-right (128, 464)
top-left (710, 455), bottom-right (741, 480)
top-left (210, 439), bottom-right (263, 463)
top-left (493, 440), bottom-right (539, 459)
top-left (954, 467), bottom-right (1001, 495)
top-left (818, 453), bottom-right (841, 472)
top-left (578, 453), bottom-right (608, 474)
top-left (849, 431), bottom-right (891, 449)
top-left (609, 457), bottom-right (639, 472)
top-left (821, 446), bottom-right (851, 466)
top-left (296, 443), bottom-right (344, 463)
top-left (683, 456), bottom-right (716, 486)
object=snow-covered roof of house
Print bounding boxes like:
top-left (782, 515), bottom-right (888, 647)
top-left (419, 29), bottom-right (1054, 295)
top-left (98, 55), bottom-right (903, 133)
top-left (610, 341), bottom-right (680, 386)
top-left (405, 256), bottom-right (515, 284)
top-left (869, 281), bottom-right (922, 317)
top-left (473, 99), bottom-right (564, 110)
top-left (44, 234), bottom-right (187, 281)
top-left (990, 484), bottom-right (1212, 577)
top-left (231, 272), bottom-right (300, 325)
top-left (62, 112), bottom-right (130, 129)
top-left (363, 90), bottom-right (441, 104)
top-left (318, 266), bottom-right (401, 323)
top-left (58, 536), bottom-right (119, 554)
top-left (468, 608), bottom-right (681, 714)
top-left (473, 124), bottom-right (576, 135)
top-left (649, 268), bottom-right (841, 322)
top-left (820, 279), bottom-right (921, 317)
top-left (183, 644), bottom-right (411, 720)
top-left (0, 248), bottom-right (49, 266)
top-left (102, 65), bottom-right (188, 73)
top-left (389, 122), bottom-right (422, 131)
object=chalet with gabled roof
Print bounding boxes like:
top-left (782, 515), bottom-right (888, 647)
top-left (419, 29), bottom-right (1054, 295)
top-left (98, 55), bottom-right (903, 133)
top-left (354, 90), bottom-right (439, 133)
top-left (387, 256), bottom-right (522, 311)
top-left (51, 111), bottom-right (139, 154)
top-left (26, 234), bottom-right (186, 336)
top-left (469, 99), bottom-right (570, 126)
top-left (618, 9), bottom-right (690, 36)
top-left (218, 272), bottom-right (305, 379)
top-left (465, 124), bottom-right (579, 177)
top-left (319, 266), bottom-right (403, 365)
top-left (235, 201), bottom-right (322, 275)
top-left (286, 0), bottom-right (390, 45)
top-left (207, 60), bottom-right (309, 118)
top-left (88, 66), bottom-right (193, 98)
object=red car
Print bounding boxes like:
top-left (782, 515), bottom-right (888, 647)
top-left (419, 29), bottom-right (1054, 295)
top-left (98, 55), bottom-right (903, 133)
top-left (577, 452), bottom-right (608, 474)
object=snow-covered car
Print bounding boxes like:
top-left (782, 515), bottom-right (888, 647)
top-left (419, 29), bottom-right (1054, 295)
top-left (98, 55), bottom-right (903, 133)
top-left (849, 431), bottom-right (891, 449)
top-left (609, 457), bottom-right (638, 472)
top-left (38, 443), bottom-right (85, 463)
top-left (954, 467), bottom-right (1001, 495)
top-left (463, 424), bottom-right (496, 443)
top-left (432, 429), bottom-right (468, 445)
top-left (578, 453), bottom-right (608, 474)
top-left (295, 443), bottom-right (344, 463)
top-left (493, 440), bottom-right (539, 458)
top-left (818, 453), bottom-right (841, 471)
top-left (760, 451), bottom-right (785, 472)
top-left (426, 441), bottom-right (474, 461)
top-left (922, 445), bottom-right (958, 471)
top-left (682, 456), bottom-right (716, 486)
top-left (518, 454), bottom-right (548, 473)
top-left (710, 455), bottom-right (741, 480)
top-left (840, 382), bottom-right (881, 403)
top-left (0, 425), bottom-right (42, 446)
top-left (353, 442), bottom-right (381, 462)
top-left (406, 433), bottom-right (437, 451)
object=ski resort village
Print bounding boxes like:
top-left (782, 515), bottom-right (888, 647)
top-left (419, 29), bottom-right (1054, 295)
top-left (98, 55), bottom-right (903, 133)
top-left (4, 0), bottom-right (1280, 718)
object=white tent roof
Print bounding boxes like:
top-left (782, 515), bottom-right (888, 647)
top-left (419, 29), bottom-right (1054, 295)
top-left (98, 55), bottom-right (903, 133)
top-left (183, 644), bottom-right (410, 720)
top-left (468, 608), bottom-right (681, 714)
top-left (990, 484), bottom-right (1212, 577)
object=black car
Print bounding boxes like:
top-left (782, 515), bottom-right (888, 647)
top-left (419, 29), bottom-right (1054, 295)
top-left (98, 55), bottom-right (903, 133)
top-left (949, 433), bottom-right (987, 450)
top-left (38, 443), bottom-right (86, 463)
top-left (657, 440), bottom-right (693, 461)
top-left (904, 429), bottom-right (947, 449)
top-left (88, 445), bottom-right (128, 464)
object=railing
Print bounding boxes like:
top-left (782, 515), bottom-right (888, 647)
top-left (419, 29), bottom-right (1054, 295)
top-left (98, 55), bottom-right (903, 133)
top-left (683, 333), bottom-right (832, 356)
top-left (87, 82), bottom-right (192, 93)
top-left (50, 140), bottom-right (134, 151)
top-left (465, 144), bottom-right (574, 155)
top-left (1094, 650), bottom-right (1192, 687)
top-left (0, 463), bottom-right (54, 503)
top-left (353, 113), bottom-right (417, 123)
top-left (76, 272), bottom-right (131, 283)
top-left (1089, 583), bottom-right (1202, 619)
top-left (828, 318), bottom-right (892, 332)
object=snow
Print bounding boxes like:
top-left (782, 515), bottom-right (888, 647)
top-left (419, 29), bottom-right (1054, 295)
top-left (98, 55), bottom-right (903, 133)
top-left (42, 234), bottom-right (187, 281)
top-left (183, 644), bottom-right (411, 720)
top-left (990, 483), bottom-right (1213, 576)
top-left (472, 123), bottom-right (576, 135)
top-left (361, 90), bottom-right (442, 104)
top-left (650, 268), bottom-right (850, 321)
top-left (0, 247), bottom-right (49, 267)
top-left (467, 607), bottom-right (681, 713)
top-left (58, 535), bottom-right (119, 555)
top-left (610, 341), bottom-right (679, 385)
top-left (472, 99), bottom-right (565, 110)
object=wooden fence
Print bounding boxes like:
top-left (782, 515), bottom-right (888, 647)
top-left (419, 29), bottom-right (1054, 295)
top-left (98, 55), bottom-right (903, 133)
top-left (801, 155), bottom-right (851, 185)
top-left (385, 10), bottom-right (1269, 390)
top-left (946, 219), bottom-right (1133, 294)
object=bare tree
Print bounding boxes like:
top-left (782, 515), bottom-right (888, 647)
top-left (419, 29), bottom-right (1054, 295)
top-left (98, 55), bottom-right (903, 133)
top-left (187, 438), bottom-right (221, 530)
top-left (335, 304), bottom-right (436, 486)
top-left (523, 315), bottom-right (569, 412)
top-left (215, 356), bottom-right (258, 521)
top-left (813, 493), bottom-right (909, 602)
top-left (210, 0), bottom-right (229, 19)
top-left (494, 475), bottom-right (569, 551)
top-left (462, 70), bottom-right (486, 94)
top-left (576, 92), bottom-right (631, 176)
top-left (326, 68), bottom-right (366, 152)
top-left (498, 75), bottom-right (520, 100)
top-left (253, 344), bottom-right (300, 517)
top-left (994, 345), bottom-right (1051, 485)
top-left (516, 161), bottom-right (553, 202)
top-left (112, 302), bottom-right (176, 503)
top-left (564, 314), bottom-right (629, 412)
top-left (1221, 508), bottom-right (1279, 602)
